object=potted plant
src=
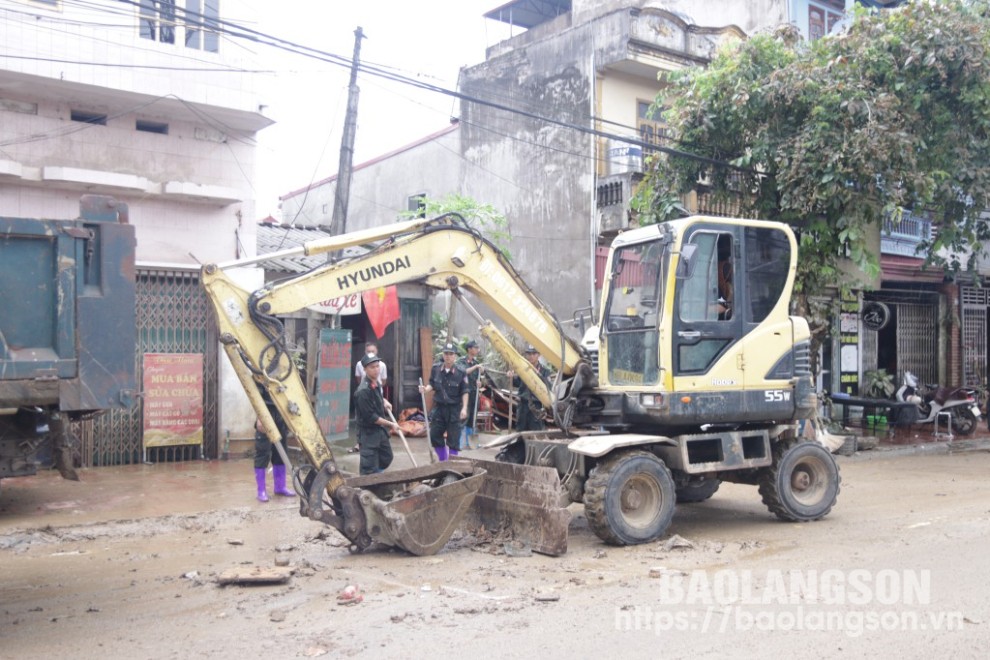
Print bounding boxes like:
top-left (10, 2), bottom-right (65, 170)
top-left (862, 368), bottom-right (895, 399)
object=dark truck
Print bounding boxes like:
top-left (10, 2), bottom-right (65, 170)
top-left (0, 196), bottom-right (136, 487)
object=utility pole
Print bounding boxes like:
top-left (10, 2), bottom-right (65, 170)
top-left (331, 26), bottom-right (364, 236)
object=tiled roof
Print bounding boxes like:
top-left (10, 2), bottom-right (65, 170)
top-left (256, 224), bottom-right (365, 273)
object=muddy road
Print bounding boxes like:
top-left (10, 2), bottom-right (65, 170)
top-left (2, 449), bottom-right (989, 658)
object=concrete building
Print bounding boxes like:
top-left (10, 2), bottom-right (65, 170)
top-left (0, 0), bottom-right (271, 463)
top-left (281, 1), bottom-right (761, 340)
top-left (0, 0), bottom-right (268, 263)
top-left (282, 0), bottom-right (968, 409)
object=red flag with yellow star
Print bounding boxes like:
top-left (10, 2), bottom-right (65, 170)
top-left (362, 286), bottom-right (400, 338)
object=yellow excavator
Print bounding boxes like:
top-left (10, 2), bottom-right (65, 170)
top-left (201, 213), bottom-right (839, 555)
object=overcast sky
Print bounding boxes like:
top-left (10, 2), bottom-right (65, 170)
top-left (252, 1), bottom-right (514, 220)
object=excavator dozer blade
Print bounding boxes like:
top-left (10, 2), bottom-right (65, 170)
top-left (455, 457), bottom-right (571, 556)
top-left (345, 463), bottom-right (487, 556)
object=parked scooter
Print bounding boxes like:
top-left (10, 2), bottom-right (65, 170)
top-left (895, 371), bottom-right (982, 435)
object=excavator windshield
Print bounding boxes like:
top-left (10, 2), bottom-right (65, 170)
top-left (603, 239), bottom-right (666, 386)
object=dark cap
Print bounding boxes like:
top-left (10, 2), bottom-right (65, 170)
top-left (361, 353), bottom-right (382, 368)
top-left (523, 344), bottom-right (538, 354)
top-left (441, 343), bottom-right (458, 354)
top-left (465, 340), bottom-right (479, 349)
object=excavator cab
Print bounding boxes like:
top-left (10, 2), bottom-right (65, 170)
top-left (601, 236), bottom-right (666, 388)
top-left (599, 218), bottom-right (813, 427)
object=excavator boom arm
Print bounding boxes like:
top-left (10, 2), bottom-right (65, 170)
top-left (254, 218), bottom-right (584, 376)
top-left (200, 215), bottom-right (583, 555)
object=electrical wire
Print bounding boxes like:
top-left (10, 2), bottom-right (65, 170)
top-left (6, 0), bottom-right (752, 197)
top-left (99, 0), bottom-right (752, 172)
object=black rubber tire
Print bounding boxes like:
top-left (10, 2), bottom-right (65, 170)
top-left (675, 478), bottom-right (721, 504)
top-left (758, 441), bottom-right (840, 522)
top-left (951, 408), bottom-right (977, 436)
top-left (584, 450), bottom-right (676, 546)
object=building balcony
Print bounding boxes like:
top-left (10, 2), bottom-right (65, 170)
top-left (881, 211), bottom-right (932, 258)
top-left (597, 170), bottom-right (643, 235)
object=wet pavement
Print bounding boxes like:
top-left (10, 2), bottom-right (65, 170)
top-left (0, 430), bottom-right (496, 532)
top-left (1, 424), bottom-right (987, 534)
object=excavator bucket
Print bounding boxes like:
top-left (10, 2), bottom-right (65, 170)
top-left (345, 463), bottom-right (488, 556)
top-left (336, 459), bottom-right (570, 556)
top-left (456, 458), bottom-right (571, 556)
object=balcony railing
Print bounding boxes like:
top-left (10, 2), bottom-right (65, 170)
top-left (881, 210), bottom-right (932, 257)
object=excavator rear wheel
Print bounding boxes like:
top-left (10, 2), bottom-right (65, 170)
top-left (758, 440), bottom-right (840, 522)
top-left (584, 450), bottom-right (676, 546)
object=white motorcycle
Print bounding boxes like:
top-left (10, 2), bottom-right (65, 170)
top-left (895, 371), bottom-right (982, 436)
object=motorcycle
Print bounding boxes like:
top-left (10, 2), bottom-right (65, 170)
top-left (895, 371), bottom-right (982, 436)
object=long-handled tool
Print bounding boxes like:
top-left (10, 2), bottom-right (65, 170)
top-left (385, 407), bottom-right (417, 467)
top-left (466, 371), bottom-right (482, 449)
top-left (419, 377), bottom-right (438, 463)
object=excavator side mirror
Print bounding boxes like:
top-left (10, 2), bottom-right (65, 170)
top-left (676, 244), bottom-right (698, 279)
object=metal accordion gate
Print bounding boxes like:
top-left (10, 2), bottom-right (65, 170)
top-left (961, 286), bottom-right (988, 388)
top-left (861, 290), bottom-right (939, 387)
top-left (80, 267), bottom-right (218, 467)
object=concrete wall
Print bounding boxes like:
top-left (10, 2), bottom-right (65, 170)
top-left (280, 124), bottom-right (463, 231)
top-left (459, 25), bottom-right (597, 334)
top-left (457, 7), bottom-right (747, 331)
top-left (0, 0), bottom-right (270, 265)
top-left (572, 0), bottom-right (789, 35)
top-left (0, 1), bottom-right (262, 115)
top-left (279, 2), bottom-right (815, 341)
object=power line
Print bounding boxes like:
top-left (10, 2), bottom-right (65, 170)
top-left (0, 53), bottom-right (274, 73)
top-left (0, 92), bottom-right (257, 148)
top-left (12, 0), bottom-right (746, 175)
top-left (0, 94), bottom-right (167, 147)
top-left (101, 0), bottom-right (747, 172)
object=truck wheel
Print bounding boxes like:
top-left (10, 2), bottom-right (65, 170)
top-left (758, 441), bottom-right (840, 522)
top-left (950, 408), bottom-right (977, 436)
top-left (675, 478), bottom-right (721, 504)
top-left (584, 450), bottom-right (675, 545)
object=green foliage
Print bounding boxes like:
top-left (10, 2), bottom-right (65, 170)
top-left (429, 311), bottom-right (474, 362)
top-left (631, 175), bottom-right (690, 226)
top-left (862, 368), bottom-right (896, 399)
top-left (639, 1), bottom-right (990, 294)
top-left (401, 193), bottom-right (513, 260)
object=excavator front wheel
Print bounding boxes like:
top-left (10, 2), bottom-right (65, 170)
top-left (758, 441), bottom-right (840, 522)
top-left (584, 450), bottom-right (676, 546)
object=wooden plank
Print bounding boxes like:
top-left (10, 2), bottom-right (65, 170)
top-left (217, 566), bottom-right (293, 586)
